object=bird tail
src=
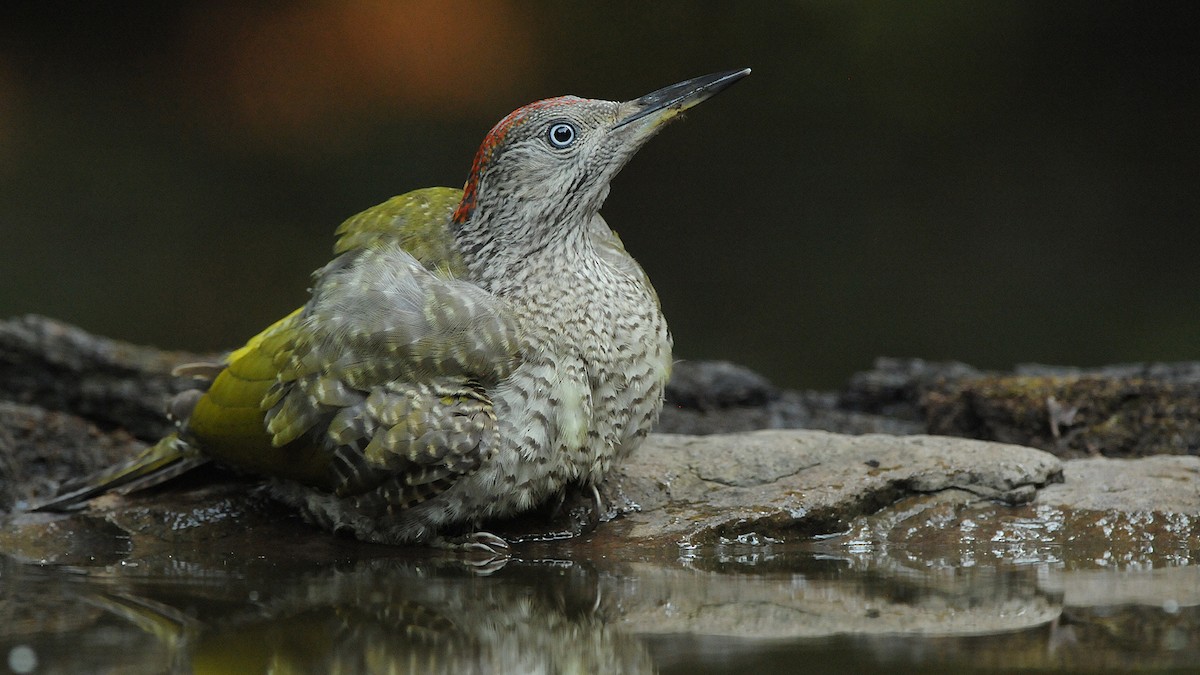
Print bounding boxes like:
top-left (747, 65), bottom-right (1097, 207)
top-left (31, 434), bottom-right (209, 512)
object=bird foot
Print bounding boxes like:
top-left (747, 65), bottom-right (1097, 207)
top-left (432, 531), bottom-right (511, 556)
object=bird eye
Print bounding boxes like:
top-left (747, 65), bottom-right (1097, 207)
top-left (547, 122), bottom-right (577, 149)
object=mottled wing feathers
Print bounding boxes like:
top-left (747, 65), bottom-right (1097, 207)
top-left (187, 309), bottom-right (334, 485)
top-left (188, 189), bottom-right (521, 506)
top-left (323, 380), bottom-right (497, 501)
top-left (287, 246), bottom-right (519, 385)
top-left (334, 187), bottom-right (466, 276)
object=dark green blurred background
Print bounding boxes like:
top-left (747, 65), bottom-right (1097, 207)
top-left (1, 2), bottom-right (1196, 388)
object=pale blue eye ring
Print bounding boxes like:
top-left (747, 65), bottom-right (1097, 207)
top-left (547, 122), bottom-right (577, 148)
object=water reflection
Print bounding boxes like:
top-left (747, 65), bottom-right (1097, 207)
top-left (1, 556), bottom-right (652, 674)
top-left (1, 545), bottom-right (1197, 673)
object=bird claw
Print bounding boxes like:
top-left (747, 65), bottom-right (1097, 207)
top-left (433, 531), bottom-right (510, 556)
top-left (464, 531), bottom-right (510, 554)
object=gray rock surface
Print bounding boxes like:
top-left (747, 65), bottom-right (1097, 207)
top-left (1037, 454), bottom-right (1200, 513)
top-left (596, 430), bottom-right (1063, 548)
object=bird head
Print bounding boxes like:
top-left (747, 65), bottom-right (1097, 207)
top-left (451, 69), bottom-right (750, 265)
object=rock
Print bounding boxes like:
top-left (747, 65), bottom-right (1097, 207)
top-left (659, 361), bottom-right (923, 436)
top-left (659, 388), bottom-right (924, 436)
top-left (839, 356), bottom-right (985, 421)
top-left (592, 430), bottom-right (1063, 549)
top-left (842, 356), bottom-right (1200, 458)
top-left (1037, 455), bottom-right (1200, 513)
top-left (828, 454), bottom-right (1200, 572)
top-left (0, 402), bottom-right (145, 510)
top-left (663, 360), bottom-right (778, 409)
top-left (924, 376), bottom-right (1200, 459)
top-left (0, 314), bottom-right (201, 441)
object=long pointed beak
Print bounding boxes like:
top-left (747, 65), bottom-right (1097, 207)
top-left (613, 68), bottom-right (751, 130)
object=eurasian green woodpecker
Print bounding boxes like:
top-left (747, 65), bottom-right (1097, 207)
top-left (39, 68), bottom-right (751, 550)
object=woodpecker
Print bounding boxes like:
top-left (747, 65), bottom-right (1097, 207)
top-left (38, 69), bottom-right (751, 551)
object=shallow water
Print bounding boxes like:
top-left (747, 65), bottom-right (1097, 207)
top-left (2, 519), bottom-right (1197, 674)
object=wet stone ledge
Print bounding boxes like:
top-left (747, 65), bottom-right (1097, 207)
top-left (0, 314), bottom-right (1198, 567)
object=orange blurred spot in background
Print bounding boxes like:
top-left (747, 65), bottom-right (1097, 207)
top-left (179, 0), bottom-right (534, 142)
